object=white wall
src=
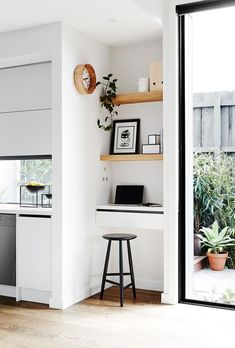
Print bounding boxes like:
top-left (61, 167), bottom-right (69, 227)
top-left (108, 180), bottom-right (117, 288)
top-left (111, 39), bottom-right (162, 93)
top-left (111, 39), bottom-right (163, 203)
top-left (107, 39), bottom-right (164, 291)
top-left (61, 23), bottom-right (112, 308)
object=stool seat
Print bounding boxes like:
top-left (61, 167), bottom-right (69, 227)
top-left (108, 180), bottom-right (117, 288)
top-left (103, 233), bottom-right (137, 241)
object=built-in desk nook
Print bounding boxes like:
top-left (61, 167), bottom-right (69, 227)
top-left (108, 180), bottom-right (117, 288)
top-left (96, 39), bottom-right (164, 296)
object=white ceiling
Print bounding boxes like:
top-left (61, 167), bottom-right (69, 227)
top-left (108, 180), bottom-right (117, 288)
top-left (0, 0), bottom-right (164, 46)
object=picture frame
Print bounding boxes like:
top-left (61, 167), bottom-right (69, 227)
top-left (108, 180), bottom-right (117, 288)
top-left (110, 119), bottom-right (140, 155)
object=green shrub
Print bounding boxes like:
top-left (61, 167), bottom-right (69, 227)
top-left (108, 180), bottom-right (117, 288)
top-left (194, 152), bottom-right (235, 233)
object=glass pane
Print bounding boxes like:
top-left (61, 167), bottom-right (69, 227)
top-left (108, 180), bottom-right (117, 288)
top-left (185, 6), bottom-right (235, 305)
top-left (0, 159), bottom-right (52, 204)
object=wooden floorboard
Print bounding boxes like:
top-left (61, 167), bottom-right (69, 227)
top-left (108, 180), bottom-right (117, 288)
top-left (0, 288), bottom-right (234, 347)
top-left (88, 287), bottom-right (161, 305)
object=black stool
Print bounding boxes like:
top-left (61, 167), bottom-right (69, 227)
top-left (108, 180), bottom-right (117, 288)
top-left (100, 233), bottom-right (137, 307)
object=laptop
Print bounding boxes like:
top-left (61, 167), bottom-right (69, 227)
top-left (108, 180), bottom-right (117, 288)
top-left (114, 185), bottom-right (144, 205)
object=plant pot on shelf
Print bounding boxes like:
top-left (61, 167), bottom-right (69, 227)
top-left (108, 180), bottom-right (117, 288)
top-left (207, 251), bottom-right (228, 271)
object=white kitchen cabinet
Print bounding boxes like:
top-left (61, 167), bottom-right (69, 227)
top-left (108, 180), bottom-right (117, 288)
top-left (0, 62), bottom-right (51, 113)
top-left (0, 109), bottom-right (52, 157)
top-left (0, 61), bottom-right (52, 156)
top-left (17, 215), bottom-right (51, 293)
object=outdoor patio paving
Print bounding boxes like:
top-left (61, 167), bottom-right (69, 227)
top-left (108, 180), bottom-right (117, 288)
top-left (193, 268), bottom-right (235, 303)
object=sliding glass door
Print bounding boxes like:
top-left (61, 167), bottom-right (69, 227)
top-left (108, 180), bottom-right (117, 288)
top-left (178, 1), bottom-right (235, 308)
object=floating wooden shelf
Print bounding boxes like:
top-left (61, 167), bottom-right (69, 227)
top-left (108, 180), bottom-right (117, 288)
top-left (100, 154), bottom-right (163, 161)
top-left (112, 90), bottom-right (163, 105)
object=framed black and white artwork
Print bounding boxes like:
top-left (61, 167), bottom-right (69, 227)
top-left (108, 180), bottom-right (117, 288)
top-left (110, 119), bottom-right (140, 154)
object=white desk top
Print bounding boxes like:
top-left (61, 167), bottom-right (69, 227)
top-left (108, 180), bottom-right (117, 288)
top-left (0, 204), bottom-right (52, 216)
top-left (96, 204), bottom-right (163, 213)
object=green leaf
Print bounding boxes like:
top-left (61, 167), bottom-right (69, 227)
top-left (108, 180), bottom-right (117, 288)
top-left (219, 226), bottom-right (229, 239)
top-left (212, 221), bottom-right (219, 236)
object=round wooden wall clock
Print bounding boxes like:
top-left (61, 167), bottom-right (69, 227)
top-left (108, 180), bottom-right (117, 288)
top-left (74, 64), bottom-right (96, 94)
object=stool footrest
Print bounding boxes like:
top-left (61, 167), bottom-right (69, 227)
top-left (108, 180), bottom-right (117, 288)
top-left (106, 272), bottom-right (131, 276)
top-left (106, 279), bottom-right (120, 286)
top-left (123, 283), bottom-right (132, 290)
top-left (105, 279), bottom-right (133, 290)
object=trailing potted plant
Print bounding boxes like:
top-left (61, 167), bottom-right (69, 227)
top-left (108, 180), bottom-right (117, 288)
top-left (197, 221), bottom-right (235, 271)
top-left (96, 73), bottom-right (118, 131)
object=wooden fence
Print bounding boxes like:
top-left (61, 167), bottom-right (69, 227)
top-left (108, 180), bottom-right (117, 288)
top-left (193, 92), bottom-right (235, 159)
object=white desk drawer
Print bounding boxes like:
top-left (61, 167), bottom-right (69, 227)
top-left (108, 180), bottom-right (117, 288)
top-left (96, 210), bottom-right (163, 230)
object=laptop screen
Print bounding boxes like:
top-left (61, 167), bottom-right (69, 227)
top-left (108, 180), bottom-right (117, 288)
top-left (115, 185), bottom-right (144, 205)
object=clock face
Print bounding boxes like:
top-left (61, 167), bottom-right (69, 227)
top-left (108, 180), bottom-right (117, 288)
top-left (82, 68), bottom-right (90, 90)
top-left (74, 64), bottom-right (96, 94)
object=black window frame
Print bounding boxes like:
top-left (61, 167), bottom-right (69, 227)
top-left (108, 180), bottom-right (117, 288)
top-left (178, 0), bottom-right (235, 310)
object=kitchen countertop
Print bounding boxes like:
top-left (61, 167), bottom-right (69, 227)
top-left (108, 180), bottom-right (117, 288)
top-left (0, 204), bottom-right (52, 215)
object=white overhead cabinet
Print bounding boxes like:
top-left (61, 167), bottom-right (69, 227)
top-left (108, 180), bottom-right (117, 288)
top-left (0, 62), bottom-right (52, 156)
top-left (0, 62), bottom-right (51, 113)
top-left (17, 215), bottom-right (52, 303)
top-left (0, 109), bottom-right (51, 156)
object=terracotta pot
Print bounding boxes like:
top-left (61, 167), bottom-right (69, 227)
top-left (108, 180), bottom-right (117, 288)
top-left (207, 251), bottom-right (228, 271)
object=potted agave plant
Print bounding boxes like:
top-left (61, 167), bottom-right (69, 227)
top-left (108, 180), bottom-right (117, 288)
top-left (197, 221), bottom-right (235, 271)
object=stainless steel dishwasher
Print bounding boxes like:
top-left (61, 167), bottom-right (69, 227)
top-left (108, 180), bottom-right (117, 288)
top-left (0, 214), bottom-right (16, 286)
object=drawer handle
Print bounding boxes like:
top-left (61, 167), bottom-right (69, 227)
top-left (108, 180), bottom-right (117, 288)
top-left (19, 214), bottom-right (51, 218)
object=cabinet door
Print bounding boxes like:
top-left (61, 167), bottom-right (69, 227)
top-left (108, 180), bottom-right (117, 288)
top-left (17, 215), bottom-right (51, 292)
top-left (0, 62), bottom-right (51, 113)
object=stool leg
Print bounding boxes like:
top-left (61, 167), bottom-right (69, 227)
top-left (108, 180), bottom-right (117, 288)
top-left (100, 240), bottom-right (112, 300)
top-left (127, 240), bottom-right (136, 299)
top-left (119, 240), bottom-right (124, 307)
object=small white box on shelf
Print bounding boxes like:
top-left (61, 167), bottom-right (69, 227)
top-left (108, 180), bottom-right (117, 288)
top-left (142, 144), bottom-right (160, 154)
top-left (148, 134), bottom-right (160, 145)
